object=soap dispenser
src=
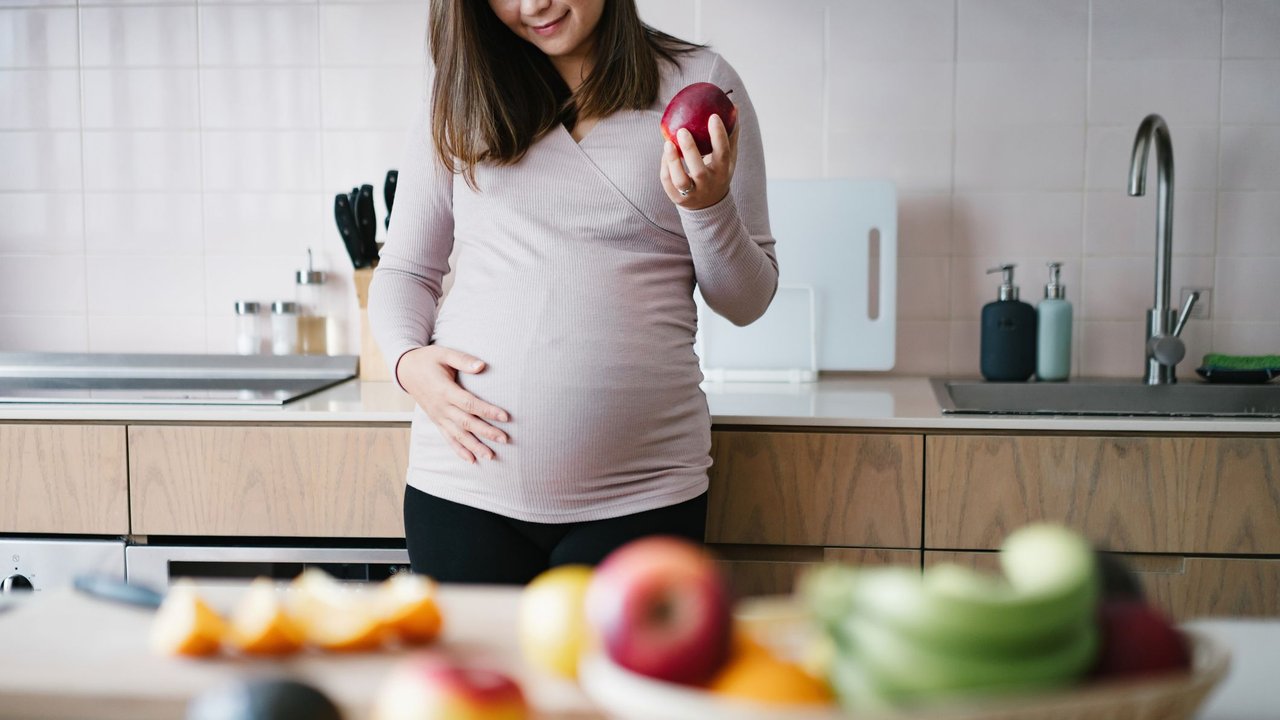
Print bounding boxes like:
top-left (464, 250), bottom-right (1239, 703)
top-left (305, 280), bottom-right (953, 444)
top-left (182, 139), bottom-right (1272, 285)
top-left (981, 264), bottom-right (1037, 382)
top-left (1036, 262), bottom-right (1073, 381)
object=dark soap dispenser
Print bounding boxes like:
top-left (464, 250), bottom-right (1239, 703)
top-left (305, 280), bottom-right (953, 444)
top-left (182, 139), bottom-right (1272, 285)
top-left (981, 264), bottom-right (1037, 382)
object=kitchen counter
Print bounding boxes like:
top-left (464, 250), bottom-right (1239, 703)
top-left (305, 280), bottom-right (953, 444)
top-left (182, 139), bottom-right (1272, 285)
top-left (0, 584), bottom-right (1273, 720)
top-left (0, 376), bottom-right (1277, 433)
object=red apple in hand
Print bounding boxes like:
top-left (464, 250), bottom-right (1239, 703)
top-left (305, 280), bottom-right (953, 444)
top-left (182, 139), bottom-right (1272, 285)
top-left (372, 656), bottom-right (529, 720)
top-left (1092, 600), bottom-right (1191, 679)
top-left (585, 536), bottom-right (733, 685)
top-left (661, 82), bottom-right (737, 156)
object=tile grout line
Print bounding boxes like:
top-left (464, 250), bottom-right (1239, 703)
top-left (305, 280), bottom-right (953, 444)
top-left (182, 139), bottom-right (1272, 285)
top-left (75, 0), bottom-right (90, 350)
top-left (1080, 0), bottom-right (1094, 376)
top-left (195, 0), bottom-right (209, 351)
top-left (1210, 0), bottom-right (1225, 350)
top-left (945, 0), bottom-right (959, 374)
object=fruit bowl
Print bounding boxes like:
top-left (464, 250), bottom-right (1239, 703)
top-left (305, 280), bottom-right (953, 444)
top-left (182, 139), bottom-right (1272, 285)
top-left (579, 617), bottom-right (1230, 720)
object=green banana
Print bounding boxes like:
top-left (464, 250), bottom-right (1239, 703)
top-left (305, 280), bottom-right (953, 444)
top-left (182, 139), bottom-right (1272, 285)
top-left (836, 614), bottom-right (1098, 698)
top-left (801, 524), bottom-right (1102, 708)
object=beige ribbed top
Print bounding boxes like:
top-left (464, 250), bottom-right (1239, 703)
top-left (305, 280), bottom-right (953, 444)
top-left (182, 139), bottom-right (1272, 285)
top-left (368, 47), bottom-right (777, 523)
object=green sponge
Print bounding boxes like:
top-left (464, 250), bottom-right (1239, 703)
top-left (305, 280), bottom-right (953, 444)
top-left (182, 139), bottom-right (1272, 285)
top-left (1202, 353), bottom-right (1280, 370)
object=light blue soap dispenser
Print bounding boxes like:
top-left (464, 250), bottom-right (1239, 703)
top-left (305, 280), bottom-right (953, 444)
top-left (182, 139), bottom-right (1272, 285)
top-left (1037, 261), bottom-right (1072, 381)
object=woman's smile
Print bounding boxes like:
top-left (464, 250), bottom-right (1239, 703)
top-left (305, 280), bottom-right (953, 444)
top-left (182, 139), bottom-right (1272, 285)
top-left (529, 10), bottom-right (569, 36)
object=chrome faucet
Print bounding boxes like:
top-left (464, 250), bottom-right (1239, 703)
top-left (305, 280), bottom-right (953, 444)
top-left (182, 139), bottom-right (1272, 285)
top-left (1128, 113), bottom-right (1199, 385)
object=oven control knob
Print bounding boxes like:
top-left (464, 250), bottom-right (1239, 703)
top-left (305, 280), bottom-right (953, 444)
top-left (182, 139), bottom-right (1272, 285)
top-left (1, 574), bottom-right (33, 592)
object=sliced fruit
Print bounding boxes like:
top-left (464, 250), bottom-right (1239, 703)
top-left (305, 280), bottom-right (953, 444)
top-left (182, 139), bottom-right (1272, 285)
top-left (288, 568), bottom-right (388, 652)
top-left (150, 582), bottom-right (226, 657)
top-left (378, 572), bottom-right (444, 646)
top-left (226, 578), bottom-right (305, 656)
top-left (708, 647), bottom-right (834, 705)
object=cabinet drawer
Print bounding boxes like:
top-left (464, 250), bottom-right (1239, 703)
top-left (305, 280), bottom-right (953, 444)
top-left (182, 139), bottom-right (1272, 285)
top-left (707, 431), bottom-right (922, 547)
top-left (129, 425), bottom-right (410, 537)
top-left (0, 424), bottom-right (128, 534)
top-left (925, 435), bottom-right (1280, 554)
top-left (714, 546), bottom-right (920, 598)
top-left (925, 551), bottom-right (1280, 620)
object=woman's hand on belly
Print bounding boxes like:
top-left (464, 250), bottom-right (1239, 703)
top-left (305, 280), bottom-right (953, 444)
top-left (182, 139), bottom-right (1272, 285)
top-left (397, 345), bottom-right (510, 464)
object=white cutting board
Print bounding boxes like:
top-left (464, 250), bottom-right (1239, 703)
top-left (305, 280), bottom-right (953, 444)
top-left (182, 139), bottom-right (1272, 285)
top-left (697, 179), bottom-right (898, 377)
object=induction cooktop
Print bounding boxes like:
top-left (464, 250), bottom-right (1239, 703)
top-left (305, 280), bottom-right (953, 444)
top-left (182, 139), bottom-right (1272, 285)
top-left (0, 353), bottom-right (358, 406)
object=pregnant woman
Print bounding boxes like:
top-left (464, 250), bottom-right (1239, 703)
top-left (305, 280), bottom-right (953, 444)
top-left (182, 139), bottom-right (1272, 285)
top-left (369, 0), bottom-right (777, 583)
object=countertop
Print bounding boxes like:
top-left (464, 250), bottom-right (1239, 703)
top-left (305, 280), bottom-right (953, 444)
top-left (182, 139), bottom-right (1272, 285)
top-left (0, 584), bottom-right (1273, 720)
top-left (0, 376), bottom-right (1277, 433)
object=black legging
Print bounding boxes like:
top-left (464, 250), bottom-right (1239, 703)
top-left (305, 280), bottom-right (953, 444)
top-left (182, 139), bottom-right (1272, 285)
top-left (403, 485), bottom-right (708, 584)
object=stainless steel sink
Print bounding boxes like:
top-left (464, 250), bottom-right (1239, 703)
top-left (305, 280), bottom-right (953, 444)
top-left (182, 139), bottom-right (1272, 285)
top-left (933, 378), bottom-right (1280, 418)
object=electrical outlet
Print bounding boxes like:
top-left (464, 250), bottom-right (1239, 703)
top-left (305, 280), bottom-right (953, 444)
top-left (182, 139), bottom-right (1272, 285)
top-left (1181, 287), bottom-right (1212, 320)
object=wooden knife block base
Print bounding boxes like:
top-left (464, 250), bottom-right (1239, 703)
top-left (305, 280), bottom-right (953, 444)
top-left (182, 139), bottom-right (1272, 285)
top-left (352, 267), bottom-right (390, 382)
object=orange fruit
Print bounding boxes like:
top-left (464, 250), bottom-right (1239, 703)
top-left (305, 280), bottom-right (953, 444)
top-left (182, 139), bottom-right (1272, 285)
top-left (288, 568), bottom-right (389, 653)
top-left (708, 649), bottom-right (834, 706)
top-left (150, 582), bottom-right (226, 657)
top-left (226, 578), bottom-right (305, 656)
top-left (377, 572), bottom-right (444, 645)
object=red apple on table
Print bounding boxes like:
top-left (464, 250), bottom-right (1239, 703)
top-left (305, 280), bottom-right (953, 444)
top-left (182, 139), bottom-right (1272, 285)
top-left (1091, 600), bottom-right (1191, 679)
top-left (661, 82), bottom-right (738, 157)
top-left (585, 536), bottom-right (733, 685)
top-left (371, 656), bottom-right (529, 720)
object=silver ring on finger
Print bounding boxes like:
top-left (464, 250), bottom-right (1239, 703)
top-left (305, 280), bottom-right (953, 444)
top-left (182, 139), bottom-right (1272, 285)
top-left (678, 183), bottom-right (694, 198)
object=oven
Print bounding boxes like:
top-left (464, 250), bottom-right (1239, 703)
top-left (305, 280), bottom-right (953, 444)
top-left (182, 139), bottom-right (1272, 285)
top-left (0, 537), bottom-right (126, 595)
top-left (125, 543), bottom-right (411, 587)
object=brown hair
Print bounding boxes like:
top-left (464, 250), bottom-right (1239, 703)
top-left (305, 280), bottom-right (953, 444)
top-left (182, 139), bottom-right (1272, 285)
top-left (429, 0), bottom-right (699, 187)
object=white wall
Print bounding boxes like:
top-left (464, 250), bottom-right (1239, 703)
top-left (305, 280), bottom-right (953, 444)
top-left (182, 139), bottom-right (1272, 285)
top-left (2, 0), bottom-right (1278, 376)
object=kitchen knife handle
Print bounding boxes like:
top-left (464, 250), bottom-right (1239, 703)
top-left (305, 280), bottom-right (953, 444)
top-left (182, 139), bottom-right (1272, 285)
top-left (73, 573), bottom-right (165, 610)
top-left (357, 184), bottom-right (379, 265)
top-left (335, 193), bottom-right (367, 269)
top-left (384, 169), bottom-right (398, 230)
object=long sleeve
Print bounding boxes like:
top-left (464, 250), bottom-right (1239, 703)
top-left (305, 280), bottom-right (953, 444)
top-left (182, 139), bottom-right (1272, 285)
top-left (367, 98), bottom-right (455, 387)
top-left (678, 53), bottom-right (778, 327)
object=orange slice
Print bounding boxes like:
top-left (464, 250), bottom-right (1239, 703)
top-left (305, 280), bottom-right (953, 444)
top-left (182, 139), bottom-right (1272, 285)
top-left (288, 568), bottom-right (389, 652)
top-left (226, 578), bottom-right (305, 656)
top-left (377, 572), bottom-right (443, 646)
top-left (708, 648), bottom-right (834, 705)
top-left (149, 581), bottom-right (226, 657)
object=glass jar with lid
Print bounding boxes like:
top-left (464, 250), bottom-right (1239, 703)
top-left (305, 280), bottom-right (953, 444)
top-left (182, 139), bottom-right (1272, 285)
top-left (271, 301), bottom-right (299, 355)
top-left (295, 249), bottom-right (329, 355)
top-left (234, 301), bottom-right (263, 355)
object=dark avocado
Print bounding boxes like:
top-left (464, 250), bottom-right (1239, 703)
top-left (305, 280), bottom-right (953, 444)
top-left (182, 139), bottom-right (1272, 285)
top-left (186, 678), bottom-right (342, 720)
top-left (1096, 550), bottom-right (1145, 600)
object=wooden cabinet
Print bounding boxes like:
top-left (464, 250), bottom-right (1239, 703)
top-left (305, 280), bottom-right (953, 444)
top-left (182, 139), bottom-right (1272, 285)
top-left (925, 551), bottom-right (1280, 620)
top-left (707, 431), bottom-right (923, 547)
top-left (0, 424), bottom-right (128, 534)
top-left (925, 435), bottom-right (1280, 554)
top-left (714, 545), bottom-right (921, 598)
top-left (129, 425), bottom-right (410, 538)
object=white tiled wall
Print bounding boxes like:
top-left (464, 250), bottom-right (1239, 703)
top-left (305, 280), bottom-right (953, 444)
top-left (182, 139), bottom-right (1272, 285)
top-left (1, 0), bottom-right (1278, 377)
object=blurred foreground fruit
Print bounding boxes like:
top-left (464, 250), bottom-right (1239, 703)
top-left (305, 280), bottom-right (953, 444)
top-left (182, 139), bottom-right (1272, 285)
top-left (378, 572), bottom-right (444, 645)
top-left (150, 581), bottom-right (226, 657)
top-left (371, 657), bottom-right (529, 720)
top-left (186, 678), bottom-right (341, 720)
top-left (1092, 600), bottom-right (1190, 679)
top-left (519, 564), bottom-right (593, 679)
top-left (288, 568), bottom-right (388, 652)
top-left (660, 83), bottom-right (737, 156)
top-left (708, 645), bottom-right (833, 706)
top-left (803, 523), bottom-right (1100, 709)
top-left (585, 536), bottom-right (732, 685)
top-left (1096, 551), bottom-right (1145, 601)
top-left (226, 578), bottom-right (305, 657)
